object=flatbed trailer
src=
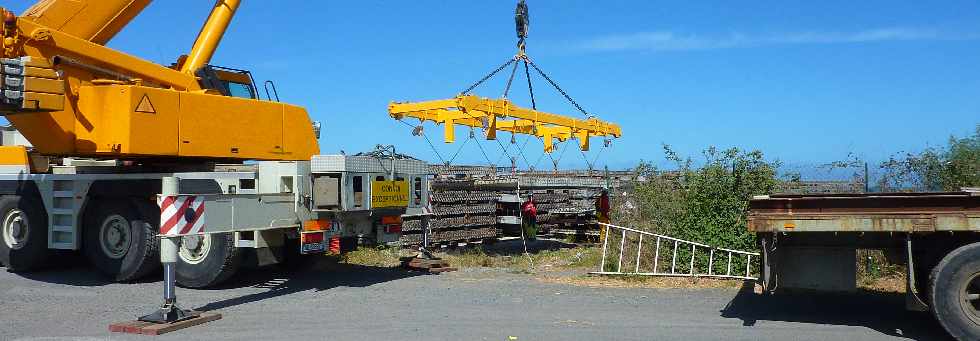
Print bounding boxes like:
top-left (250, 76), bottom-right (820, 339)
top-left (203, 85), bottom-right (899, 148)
top-left (748, 190), bottom-right (980, 340)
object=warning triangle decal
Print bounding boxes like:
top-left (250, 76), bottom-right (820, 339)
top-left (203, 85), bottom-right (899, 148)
top-left (135, 94), bottom-right (156, 114)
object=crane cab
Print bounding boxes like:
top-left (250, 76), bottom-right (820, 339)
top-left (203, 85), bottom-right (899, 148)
top-left (196, 65), bottom-right (259, 100)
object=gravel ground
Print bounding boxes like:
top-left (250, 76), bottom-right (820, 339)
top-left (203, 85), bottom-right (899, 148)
top-left (0, 259), bottom-right (952, 341)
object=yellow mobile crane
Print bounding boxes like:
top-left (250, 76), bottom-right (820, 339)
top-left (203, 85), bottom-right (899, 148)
top-left (0, 0), bottom-right (319, 161)
top-left (0, 1), bottom-right (430, 289)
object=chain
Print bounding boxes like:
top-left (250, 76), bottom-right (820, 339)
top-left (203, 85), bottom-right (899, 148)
top-left (521, 58), bottom-right (538, 110)
top-left (461, 58), bottom-right (517, 95)
top-left (502, 60), bottom-right (520, 98)
top-left (526, 57), bottom-right (591, 117)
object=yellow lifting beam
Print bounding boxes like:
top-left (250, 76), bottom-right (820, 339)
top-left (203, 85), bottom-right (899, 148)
top-left (389, 95), bottom-right (622, 153)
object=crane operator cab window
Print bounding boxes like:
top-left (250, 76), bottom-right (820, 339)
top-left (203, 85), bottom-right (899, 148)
top-left (196, 65), bottom-right (258, 99)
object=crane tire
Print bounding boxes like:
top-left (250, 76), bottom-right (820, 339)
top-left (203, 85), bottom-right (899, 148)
top-left (175, 232), bottom-right (241, 288)
top-left (0, 195), bottom-right (48, 271)
top-left (929, 242), bottom-right (980, 340)
top-left (83, 199), bottom-right (160, 281)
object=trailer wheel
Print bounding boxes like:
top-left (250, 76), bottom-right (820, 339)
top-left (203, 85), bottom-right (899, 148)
top-left (0, 195), bottom-right (48, 271)
top-left (930, 242), bottom-right (980, 340)
top-left (175, 232), bottom-right (240, 288)
top-left (83, 200), bottom-right (160, 281)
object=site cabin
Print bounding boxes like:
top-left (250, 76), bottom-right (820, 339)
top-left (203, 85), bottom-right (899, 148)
top-left (0, 128), bottom-right (430, 288)
top-left (748, 190), bottom-right (980, 340)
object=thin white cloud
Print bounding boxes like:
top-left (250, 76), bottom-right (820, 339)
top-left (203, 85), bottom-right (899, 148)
top-left (579, 28), bottom-right (974, 52)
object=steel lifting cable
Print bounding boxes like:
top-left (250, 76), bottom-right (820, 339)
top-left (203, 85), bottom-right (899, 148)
top-left (471, 129), bottom-right (496, 166)
top-left (513, 134), bottom-right (536, 170)
top-left (534, 135), bottom-right (561, 171)
top-left (493, 134), bottom-right (515, 165)
top-left (553, 138), bottom-right (572, 169)
top-left (578, 139), bottom-right (611, 171)
top-left (446, 134), bottom-right (472, 166)
top-left (397, 119), bottom-right (448, 166)
top-left (579, 149), bottom-right (595, 171)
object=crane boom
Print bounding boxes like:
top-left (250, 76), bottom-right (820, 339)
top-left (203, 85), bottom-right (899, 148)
top-left (23, 0), bottom-right (151, 45)
top-left (0, 0), bottom-right (319, 161)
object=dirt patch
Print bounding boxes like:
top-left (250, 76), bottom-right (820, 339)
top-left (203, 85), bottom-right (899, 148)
top-left (859, 275), bottom-right (905, 293)
top-left (537, 272), bottom-right (749, 289)
top-left (342, 239), bottom-right (602, 273)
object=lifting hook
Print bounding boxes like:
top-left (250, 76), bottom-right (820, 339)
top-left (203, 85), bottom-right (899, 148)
top-left (515, 0), bottom-right (529, 55)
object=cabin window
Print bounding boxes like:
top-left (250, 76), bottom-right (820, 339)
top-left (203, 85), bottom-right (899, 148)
top-left (352, 175), bottom-right (363, 208)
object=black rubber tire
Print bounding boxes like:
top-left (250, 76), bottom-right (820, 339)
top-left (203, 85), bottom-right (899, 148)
top-left (175, 232), bottom-right (241, 288)
top-left (0, 195), bottom-right (49, 271)
top-left (929, 242), bottom-right (980, 340)
top-left (83, 199), bottom-right (160, 281)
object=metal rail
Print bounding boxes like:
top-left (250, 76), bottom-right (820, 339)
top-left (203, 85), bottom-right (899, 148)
top-left (591, 223), bottom-right (759, 280)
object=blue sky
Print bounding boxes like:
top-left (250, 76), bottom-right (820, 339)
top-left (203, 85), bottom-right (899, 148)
top-left (6, 0), bottom-right (980, 173)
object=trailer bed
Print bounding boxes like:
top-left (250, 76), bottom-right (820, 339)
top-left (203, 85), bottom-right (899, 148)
top-left (748, 191), bottom-right (980, 232)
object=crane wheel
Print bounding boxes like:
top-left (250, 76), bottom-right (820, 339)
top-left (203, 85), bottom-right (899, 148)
top-left (929, 242), bottom-right (980, 340)
top-left (83, 199), bottom-right (160, 281)
top-left (175, 232), bottom-right (241, 288)
top-left (0, 195), bottom-right (49, 271)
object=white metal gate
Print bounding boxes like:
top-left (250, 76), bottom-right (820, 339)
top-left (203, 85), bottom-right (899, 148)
top-left (591, 223), bottom-right (759, 280)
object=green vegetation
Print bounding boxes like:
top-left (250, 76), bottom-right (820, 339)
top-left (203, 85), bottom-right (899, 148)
top-left (624, 145), bottom-right (781, 254)
top-left (878, 125), bottom-right (980, 191)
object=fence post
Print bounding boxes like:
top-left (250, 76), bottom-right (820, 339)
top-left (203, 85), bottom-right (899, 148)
top-left (689, 244), bottom-right (696, 275)
top-left (617, 229), bottom-right (626, 273)
top-left (708, 249), bottom-right (714, 276)
top-left (599, 224), bottom-right (610, 272)
top-left (634, 235), bottom-right (643, 273)
top-left (653, 237), bottom-right (661, 274)
top-left (671, 240), bottom-right (678, 274)
top-left (726, 252), bottom-right (732, 276)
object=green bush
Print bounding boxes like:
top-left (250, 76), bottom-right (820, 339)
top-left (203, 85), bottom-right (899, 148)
top-left (878, 125), bottom-right (980, 191)
top-left (626, 145), bottom-right (781, 255)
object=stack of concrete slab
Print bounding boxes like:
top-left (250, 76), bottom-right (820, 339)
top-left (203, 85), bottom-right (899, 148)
top-left (400, 178), bottom-right (500, 245)
top-left (400, 166), bottom-right (609, 246)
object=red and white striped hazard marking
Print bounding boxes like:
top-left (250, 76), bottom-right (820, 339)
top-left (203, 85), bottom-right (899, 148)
top-left (158, 195), bottom-right (206, 236)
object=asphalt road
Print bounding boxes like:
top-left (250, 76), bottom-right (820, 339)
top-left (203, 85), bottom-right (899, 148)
top-left (0, 260), bottom-right (953, 341)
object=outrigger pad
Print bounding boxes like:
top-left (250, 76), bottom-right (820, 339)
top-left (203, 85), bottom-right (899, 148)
top-left (109, 312), bottom-right (221, 335)
top-left (401, 256), bottom-right (457, 273)
top-left (138, 303), bottom-right (199, 324)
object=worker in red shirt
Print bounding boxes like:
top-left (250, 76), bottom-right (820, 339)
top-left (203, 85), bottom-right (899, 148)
top-left (521, 194), bottom-right (538, 241)
top-left (596, 189), bottom-right (610, 224)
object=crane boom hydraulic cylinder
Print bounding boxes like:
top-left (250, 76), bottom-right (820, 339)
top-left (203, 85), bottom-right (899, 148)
top-left (180, 0), bottom-right (240, 74)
